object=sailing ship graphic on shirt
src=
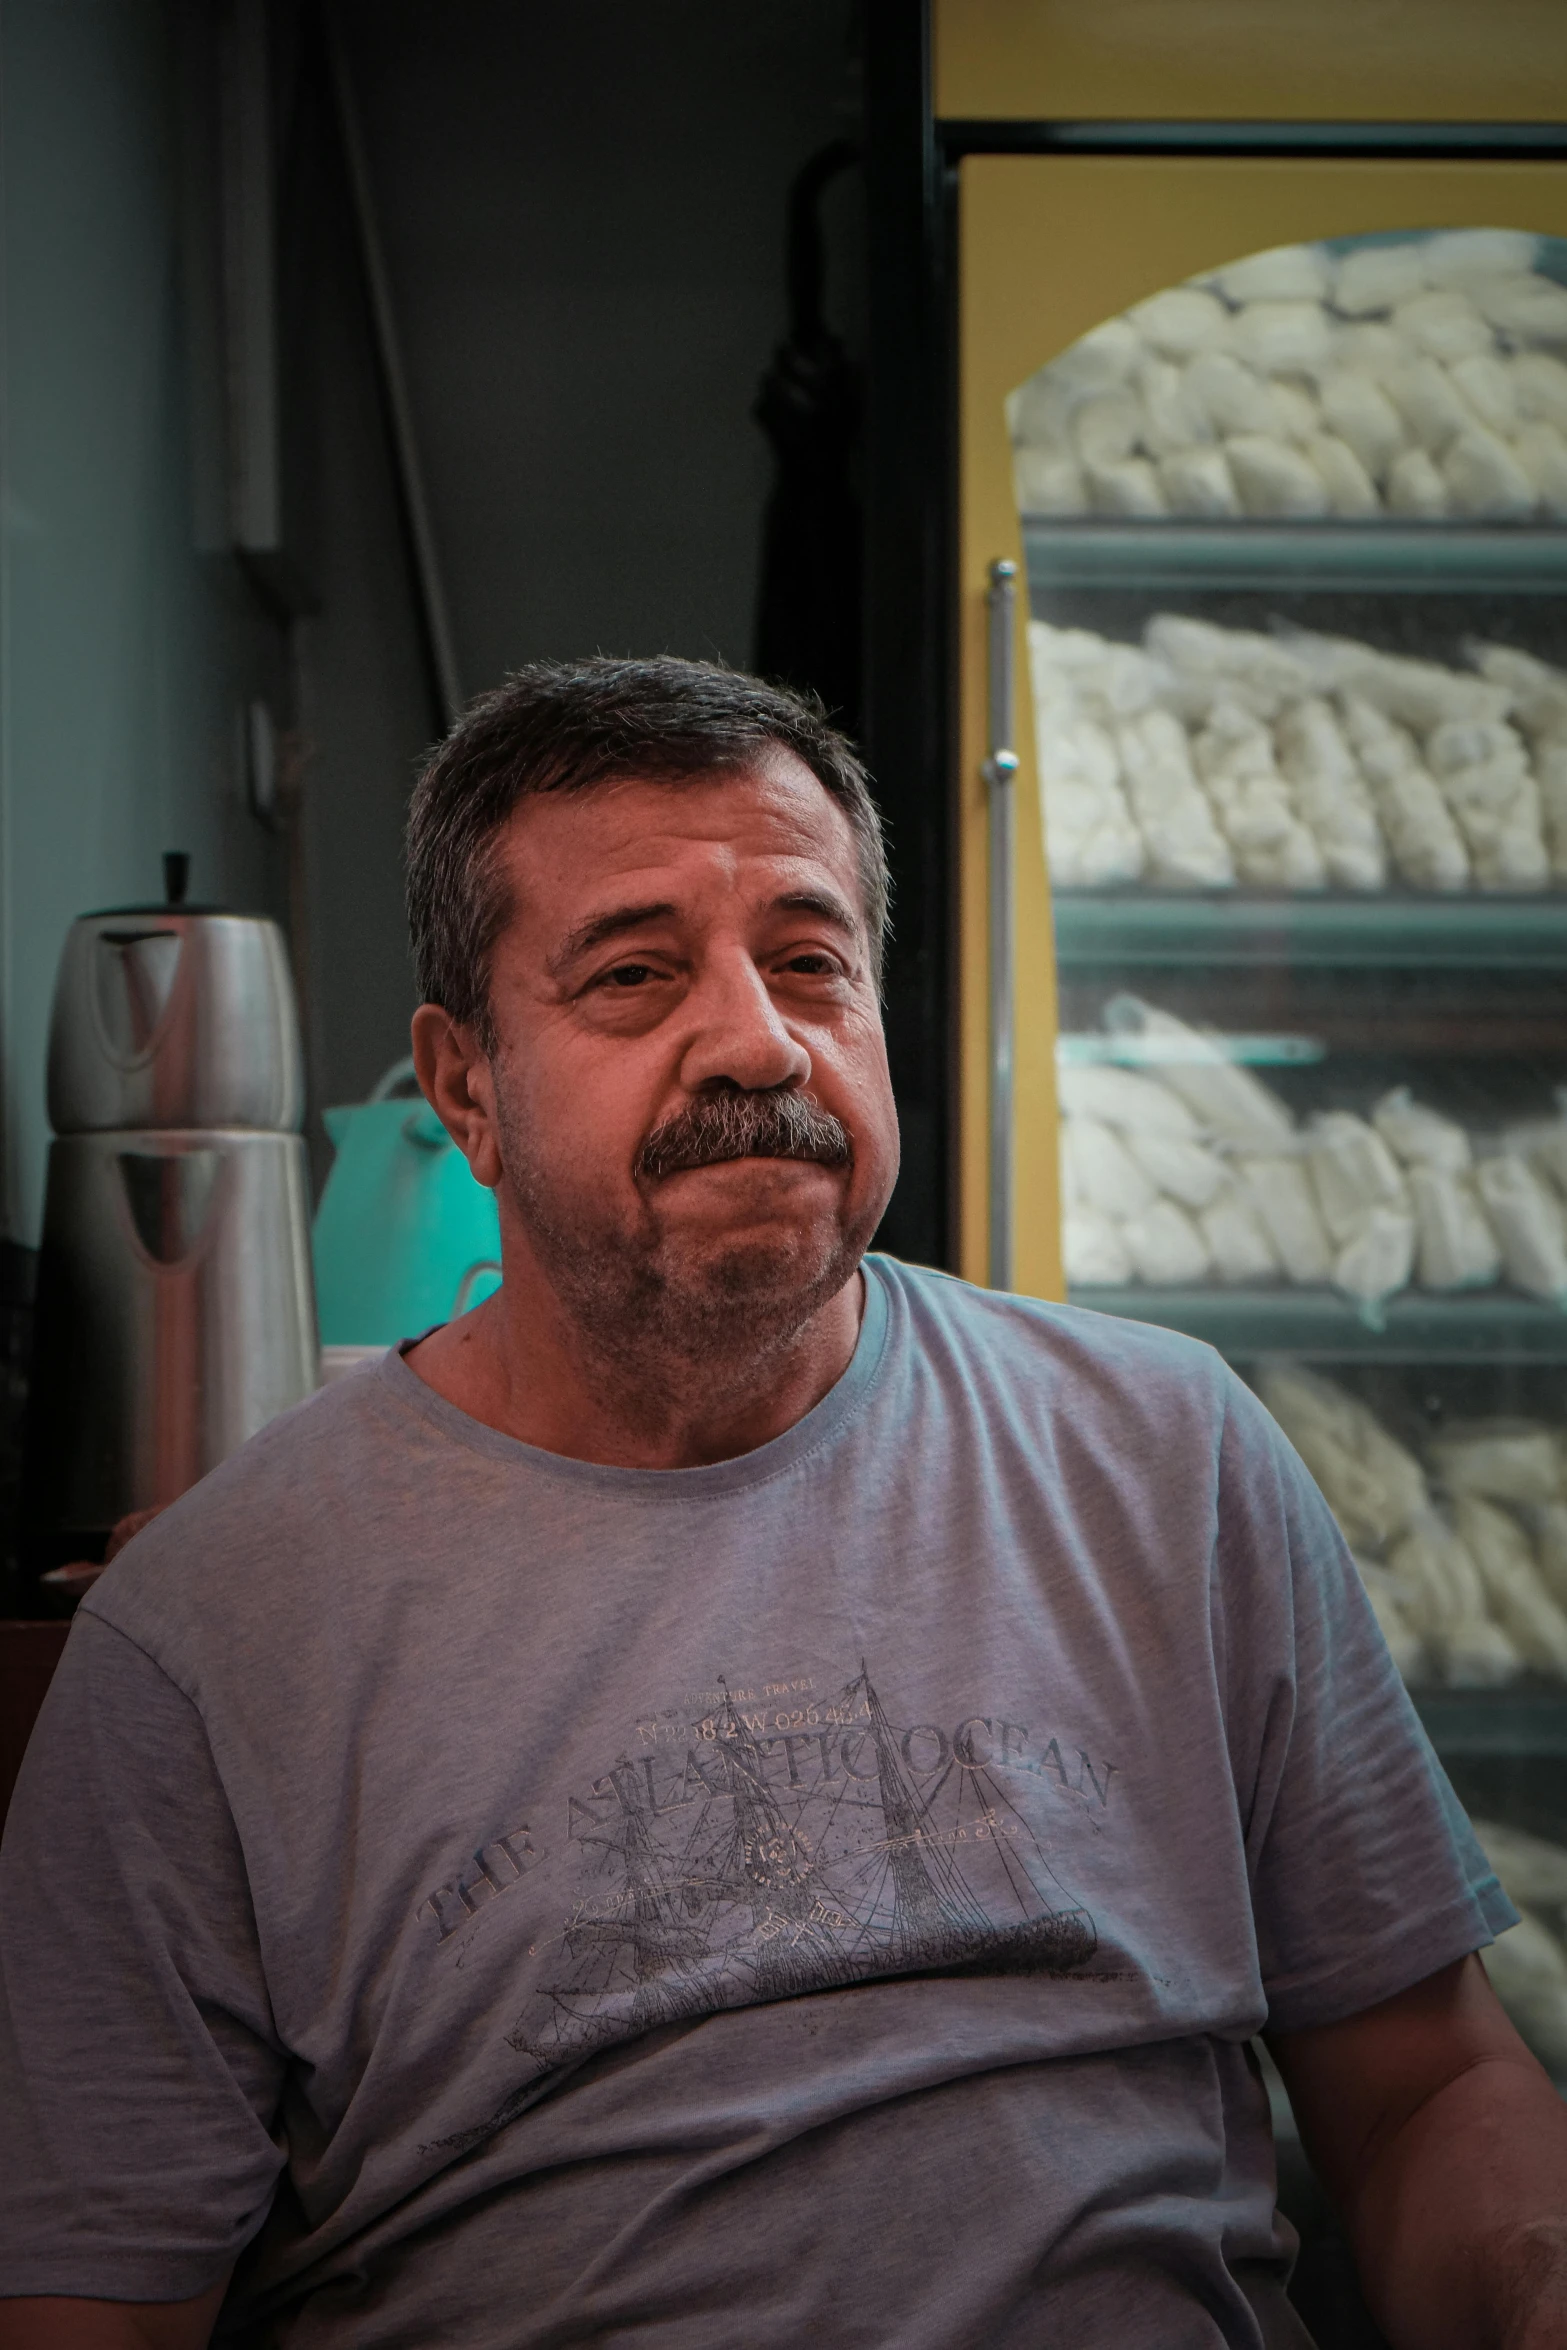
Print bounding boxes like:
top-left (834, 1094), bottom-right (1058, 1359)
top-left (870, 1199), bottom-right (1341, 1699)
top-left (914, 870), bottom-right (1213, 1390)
top-left (504, 1662), bottom-right (1096, 2077)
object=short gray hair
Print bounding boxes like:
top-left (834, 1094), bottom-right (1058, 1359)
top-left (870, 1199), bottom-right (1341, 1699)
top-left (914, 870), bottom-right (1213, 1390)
top-left (406, 656), bottom-right (889, 1045)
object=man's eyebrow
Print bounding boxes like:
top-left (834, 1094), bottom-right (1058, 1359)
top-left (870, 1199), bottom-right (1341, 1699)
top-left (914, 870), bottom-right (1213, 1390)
top-left (548, 901), bottom-right (678, 975)
top-left (770, 887), bottom-right (860, 936)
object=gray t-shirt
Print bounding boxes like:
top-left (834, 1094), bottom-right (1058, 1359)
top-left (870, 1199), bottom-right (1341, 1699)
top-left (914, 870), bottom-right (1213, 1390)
top-left (0, 1257), bottom-right (1512, 2347)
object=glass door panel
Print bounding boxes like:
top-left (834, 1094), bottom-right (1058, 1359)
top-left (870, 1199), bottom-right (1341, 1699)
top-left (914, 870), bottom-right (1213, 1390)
top-left (959, 159), bottom-right (1567, 2089)
top-left (958, 155), bottom-right (1567, 1293)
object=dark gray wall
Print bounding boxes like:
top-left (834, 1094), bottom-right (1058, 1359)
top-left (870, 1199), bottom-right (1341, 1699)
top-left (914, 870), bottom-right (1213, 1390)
top-left (290, 87), bottom-right (433, 1125)
top-left (1, 0), bottom-right (871, 1217)
top-left (336, 0), bottom-right (863, 693)
top-left (296, 1), bottom-right (865, 1131)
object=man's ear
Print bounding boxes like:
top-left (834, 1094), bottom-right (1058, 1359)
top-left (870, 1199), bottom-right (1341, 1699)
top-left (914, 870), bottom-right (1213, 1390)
top-left (410, 1004), bottom-right (505, 1189)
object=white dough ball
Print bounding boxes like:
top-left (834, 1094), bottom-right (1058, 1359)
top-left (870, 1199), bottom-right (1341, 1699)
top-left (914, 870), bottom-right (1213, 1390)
top-left (1122, 1198), bottom-right (1213, 1287)
top-left (1474, 274), bottom-right (1567, 345)
top-left (1410, 1166), bottom-right (1500, 1292)
top-left (1270, 378), bottom-right (1321, 444)
top-left (1331, 241), bottom-right (1429, 316)
top-left (1373, 1088), bottom-right (1472, 1176)
top-left (1009, 371), bottom-right (1078, 447)
top-left (1136, 356), bottom-right (1214, 454)
top-left (1014, 445), bottom-right (1088, 516)
top-left (1335, 321), bottom-right (1406, 378)
top-left (1464, 643), bottom-right (1567, 739)
top-left (1240, 1157), bottom-right (1333, 1285)
top-left (1062, 1209), bottom-right (1133, 1288)
top-left (1062, 1116), bottom-right (1156, 1220)
top-left (1423, 229), bottom-right (1540, 288)
top-left (1514, 423), bottom-right (1567, 519)
top-left (1126, 285), bottom-right (1232, 359)
top-left (1426, 716), bottom-right (1527, 777)
top-left (1318, 369), bottom-right (1406, 482)
top-left (1124, 1130), bottom-right (1230, 1211)
top-left (1385, 357), bottom-right (1478, 455)
top-left (1392, 289), bottom-right (1496, 365)
top-left (1443, 428), bottom-right (1538, 519)
top-left (1044, 318), bottom-right (1143, 393)
top-left (1084, 456), bottom-right (1169, 517)
top-left (1211, 245), bottom-right (1332, 305)
top-left (1226, 434), bottom-right (1332, 518)
top-left (1145, 614), bottom-right (1314, 716)
top-left (1513, 351), bottom-right (1567, 431)
top-left (1200, 1190), bottom-right (1283, 1286)
top-left (1230, 300), bottom-right (1335, 377)
top-left (1449, 351), bottom-right (1519, 437)
top-left (1056, 1064), bottom-right (1199, 1140)
top-left (1073, 390), bottom-right (1143, 468)
top-left (1307, 432), bottom-right (1381, 516)
top-left (1475, 1156), bottom-right (1567, 1303)
top-left (1184, 351), bottom-right (1285, 438)
top-left (1159, 445), bottom-right (1242, 517)
top-left (1334, 1209), bottom-right (1416, 1309)
top-left (1386, 446), bottom-right (1449, 518)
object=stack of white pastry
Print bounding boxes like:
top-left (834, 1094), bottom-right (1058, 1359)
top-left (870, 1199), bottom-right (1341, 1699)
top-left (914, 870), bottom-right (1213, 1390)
top-left (1033, 614), bottom-right (1567, 893)
top-left (1060, 997), bottom-right (1567, 1311)
top-left (1258, 1364), bottom-right (1567, 1691)
top-left (1011, 230), bottom-right (1567, 524)
top-left (1257, 1375), bottom-right (1567, 2067)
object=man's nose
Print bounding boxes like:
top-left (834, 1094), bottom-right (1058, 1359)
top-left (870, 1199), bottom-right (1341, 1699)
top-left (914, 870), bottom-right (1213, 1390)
top-left (677, 949), bottom-right (812, 1096)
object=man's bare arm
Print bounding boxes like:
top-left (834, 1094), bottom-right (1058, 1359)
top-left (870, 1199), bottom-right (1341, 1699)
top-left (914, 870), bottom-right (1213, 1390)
top-left (1269, 1954), bottom-right (1567, 2350)
top-left (0, 2283), bottom-right (228, 2350)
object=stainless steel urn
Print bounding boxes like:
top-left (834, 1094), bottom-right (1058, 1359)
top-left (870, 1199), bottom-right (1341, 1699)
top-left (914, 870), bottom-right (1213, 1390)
top-left (25, 861), bottom-right (319, 1562)
top-left (47, 904), bottom-right (304, 1134)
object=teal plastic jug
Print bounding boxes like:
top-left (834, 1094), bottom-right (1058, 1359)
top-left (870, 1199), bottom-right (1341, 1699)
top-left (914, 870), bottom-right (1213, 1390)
top-left (312, 1070), bottom-right (502, 1345)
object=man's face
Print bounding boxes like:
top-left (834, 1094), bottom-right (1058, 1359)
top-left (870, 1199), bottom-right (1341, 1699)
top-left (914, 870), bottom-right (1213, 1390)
top-left (469, 752), bottom-right (899, 1356)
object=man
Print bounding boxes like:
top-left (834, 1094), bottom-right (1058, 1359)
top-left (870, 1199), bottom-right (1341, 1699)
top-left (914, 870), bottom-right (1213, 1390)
top-left (1, 657), bottom-right (1564, 2350)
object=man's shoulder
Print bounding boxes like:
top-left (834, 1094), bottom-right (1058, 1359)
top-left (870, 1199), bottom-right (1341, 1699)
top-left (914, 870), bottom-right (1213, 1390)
top-left (874, 1253), bottom-right (1235, 1399)
top-left (871, 1256), bottom-right (1285, 1489)
top-left (872, 1258), bottom-right (1306, 1585)
top-left (80, 1357), bottom-right (406, 1651)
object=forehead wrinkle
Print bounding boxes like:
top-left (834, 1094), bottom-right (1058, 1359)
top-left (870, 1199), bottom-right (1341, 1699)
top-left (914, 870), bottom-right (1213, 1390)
top-left (562, 756), bottom-right (857, 873)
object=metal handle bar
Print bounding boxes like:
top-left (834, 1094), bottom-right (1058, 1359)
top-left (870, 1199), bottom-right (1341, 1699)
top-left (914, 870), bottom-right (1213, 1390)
top-left (983, 559), bottom-right (1018, 1291)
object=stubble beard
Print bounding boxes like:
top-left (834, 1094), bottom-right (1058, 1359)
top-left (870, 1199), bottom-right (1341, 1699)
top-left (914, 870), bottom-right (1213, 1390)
top-left (492, 1079), bottom-right (870, 1389)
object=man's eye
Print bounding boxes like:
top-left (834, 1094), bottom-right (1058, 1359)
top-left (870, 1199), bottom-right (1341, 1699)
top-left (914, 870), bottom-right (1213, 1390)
top-left (604, 963), bottom-right (656, 988)
top-left (785, 954), bottom-right (836, 976)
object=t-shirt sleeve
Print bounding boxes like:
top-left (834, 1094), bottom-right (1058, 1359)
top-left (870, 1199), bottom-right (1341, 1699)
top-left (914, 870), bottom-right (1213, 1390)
top-left (1212, 1374), bottom-right (1518, 2037)
top-left (0, 1608), bottom-right (286, 2300)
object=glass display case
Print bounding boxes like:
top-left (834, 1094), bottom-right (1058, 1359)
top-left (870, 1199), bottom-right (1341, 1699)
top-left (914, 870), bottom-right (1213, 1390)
top-left (957, 160), bottom-right (1567, 2104)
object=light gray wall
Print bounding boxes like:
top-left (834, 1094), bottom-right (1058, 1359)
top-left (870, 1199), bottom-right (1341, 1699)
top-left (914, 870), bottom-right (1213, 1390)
top-left (0, 0), bottom-right (291, 1243)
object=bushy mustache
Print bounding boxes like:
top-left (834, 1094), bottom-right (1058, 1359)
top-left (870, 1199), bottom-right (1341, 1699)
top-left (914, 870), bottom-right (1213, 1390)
top-left (635, 1089), bottom-right (853, 1182)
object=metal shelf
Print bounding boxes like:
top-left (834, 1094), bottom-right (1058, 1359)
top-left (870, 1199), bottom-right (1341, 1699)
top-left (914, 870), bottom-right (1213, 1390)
top-left (1413, 1687), bottom-right (1567, 1761)
top-left (1058, 1029), bottom-right (1325, 1068)
top-left (1053, 892), bottom-right (1567, 971)
top-left (1068, 1286), bottom-right (1567, 1364)
top-left (1024, 518), bottom-right (1567, 596)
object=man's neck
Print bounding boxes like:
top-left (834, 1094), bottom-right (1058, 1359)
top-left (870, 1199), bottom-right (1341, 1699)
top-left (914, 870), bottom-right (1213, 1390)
top-left (404, 1259), bottom-right (866, 1470)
